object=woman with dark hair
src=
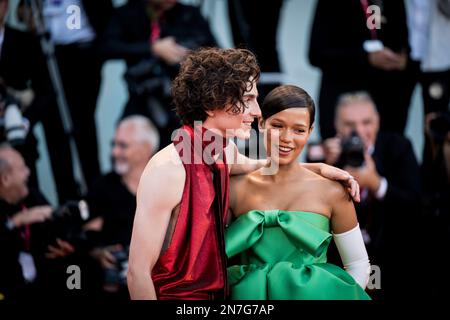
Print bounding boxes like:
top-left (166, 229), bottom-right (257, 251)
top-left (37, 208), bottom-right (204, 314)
top-left (226, 85), bottom-right (371, 300)
top-left (128, 47), bottom-right (361, 300)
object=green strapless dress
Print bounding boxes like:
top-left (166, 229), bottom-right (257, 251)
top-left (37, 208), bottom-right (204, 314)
top-left (225, 210), bottom-right (371, 300)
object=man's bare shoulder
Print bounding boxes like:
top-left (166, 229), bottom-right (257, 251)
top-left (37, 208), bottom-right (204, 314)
top-left (141, 144), bottom-right (186, 185)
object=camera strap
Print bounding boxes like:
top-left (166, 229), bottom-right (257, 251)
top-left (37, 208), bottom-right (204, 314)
top-left (20, 204), bottom-right (31, 252)
top-left (150, 21), bottom-right (161, 44)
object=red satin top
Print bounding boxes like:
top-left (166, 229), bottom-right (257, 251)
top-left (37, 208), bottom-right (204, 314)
top-left (151, 125), bottom-right (229, 300)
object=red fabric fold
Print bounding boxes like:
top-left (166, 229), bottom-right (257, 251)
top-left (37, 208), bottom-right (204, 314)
top-left (152, 125), bottom-right (229, 300)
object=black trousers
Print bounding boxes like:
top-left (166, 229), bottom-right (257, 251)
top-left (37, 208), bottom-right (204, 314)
top-left (227, 0), bottom-right (283, 101)
top-left (55, 42), bottom-right (102, 190)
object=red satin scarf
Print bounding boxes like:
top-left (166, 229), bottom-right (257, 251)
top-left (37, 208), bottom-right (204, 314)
top-left (152, 125), bottom-right (229, 300)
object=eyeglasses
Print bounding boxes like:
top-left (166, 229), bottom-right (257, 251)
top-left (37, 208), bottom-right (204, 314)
top-left (111, 140), bottom-right (130, 149)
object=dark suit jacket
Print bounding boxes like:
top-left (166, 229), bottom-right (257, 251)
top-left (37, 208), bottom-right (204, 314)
top-left (361, 132), bottom-right (420, 249)
top-left (0, 189), bottom-right (49, 300)
top-left (81, 0), bottom-right (114, 39)
top-left (308, 0), bottom-right (409, 78)
top-left (357, 132), bottom-right (420, 298)
top-left (101, 0), bottom-right (217, 67)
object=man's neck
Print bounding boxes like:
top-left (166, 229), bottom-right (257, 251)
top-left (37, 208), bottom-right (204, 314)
top-left (121, 166), bottom-right (146, 195)
top-left (0, 190), bottom-right (20, 205)
top-left (202, 121), bottom-right (227, 138)
top-left (146, 2), bottom-right (165, 20)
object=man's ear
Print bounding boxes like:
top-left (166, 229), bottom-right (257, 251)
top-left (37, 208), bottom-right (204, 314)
top-left (309, 125), bottom-right (314, 134)
top-left (205, 110), bottom-right (215, 117)
top-left (0, 173), bottom-right (10, 188)
top-left (258, 118), bottom-right (266, 131)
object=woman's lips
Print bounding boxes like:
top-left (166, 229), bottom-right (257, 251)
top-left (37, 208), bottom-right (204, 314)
top-left (277, 145), bottom-right (294, 156)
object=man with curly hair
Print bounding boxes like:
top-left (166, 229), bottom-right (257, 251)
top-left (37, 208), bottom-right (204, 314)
top-left (127, 47), bottom-right (360, 300)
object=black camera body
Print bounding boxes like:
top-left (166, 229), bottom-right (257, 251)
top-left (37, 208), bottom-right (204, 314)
top-left (338, 130), bottom-right (366, 168)
top-left (43, 200), bottom-right (90, 249)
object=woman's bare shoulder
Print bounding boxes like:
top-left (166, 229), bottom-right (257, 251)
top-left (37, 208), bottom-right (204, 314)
top-left (303, 169), bottom-right (349, 201)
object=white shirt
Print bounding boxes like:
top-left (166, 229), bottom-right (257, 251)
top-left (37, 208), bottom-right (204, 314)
top-left (43, 0), bottom-right (95, 45)
top-left (365, 145), bottom-right (388, 201)
top-left (421, 0), bottom-right (450, 72)
top-left (405, 0), bottom-right (432, 62)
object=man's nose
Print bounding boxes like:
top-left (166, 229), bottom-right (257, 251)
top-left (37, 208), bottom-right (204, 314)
top-left (250, 101), bottom-right (261, 117)
top-left (355, 125), bottom-right (365, 138)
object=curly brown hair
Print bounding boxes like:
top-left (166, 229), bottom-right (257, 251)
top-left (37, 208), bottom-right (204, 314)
top-left (172, 47), bottom-right (260, 125)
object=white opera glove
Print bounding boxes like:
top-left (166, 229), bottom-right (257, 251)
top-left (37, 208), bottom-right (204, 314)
top-left (333, 224), bottom-right (371, 289)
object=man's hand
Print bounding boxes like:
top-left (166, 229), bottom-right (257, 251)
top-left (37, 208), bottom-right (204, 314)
top-left (11, 205), bottom-right (53, 227)
top-left (344, 153), bottom-right (381, 194)
top-left (151, 36), bottom-right (189, 65)
top-left (91, 244), bottom-right (123, 270)
top-left (46, 238), bottom-right (75, 259)
top-left (318, 163), bottom-right (361, 202)
top-left (368, 48), bottom-right (406, 71)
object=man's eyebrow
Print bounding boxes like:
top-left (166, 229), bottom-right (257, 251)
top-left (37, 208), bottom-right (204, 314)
top-left (243, 93), bottom-right (258, 98)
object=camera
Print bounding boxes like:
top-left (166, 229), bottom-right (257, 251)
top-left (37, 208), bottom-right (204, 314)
top-left (0, 83), bottom-right (29, 146)
top-left (338, 130), bottom-right (365, 168)
top-left (43, 200), bottom-right (91, 249)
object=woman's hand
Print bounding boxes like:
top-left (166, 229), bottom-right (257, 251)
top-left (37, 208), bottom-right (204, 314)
top-left (302, 163), bottom-right (360, 202)
top-left (319, 163), bottom-right (360, 202)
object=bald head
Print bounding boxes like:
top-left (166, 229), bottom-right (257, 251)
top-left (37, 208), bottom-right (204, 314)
top-left (0, 143), bottom-right (30, 203)
top-left (0, 143), bottom-right (16, 176)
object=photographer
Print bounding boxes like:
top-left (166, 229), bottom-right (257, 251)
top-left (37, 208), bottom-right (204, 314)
top-left (321, 92), bottom-right (421, 300)
top-left (101, 0), bottom-right (217, 148)
top-left (0, 0), bottom-right (79, 203)
top-left (309, 0), bottom-right (412, 138)
top-left (86, 116), bottom-right (159, 299)
top-left (0, 144), bottom-right (76, 300)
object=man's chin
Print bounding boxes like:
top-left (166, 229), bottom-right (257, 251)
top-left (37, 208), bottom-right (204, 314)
top-left (227, 128), bottom-right (252, 140)
top-left (114, 163), bottom-right (130, 175)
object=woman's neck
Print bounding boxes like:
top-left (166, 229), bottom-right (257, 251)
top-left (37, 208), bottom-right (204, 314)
top-left (261, 159), bottom-right (302, 183)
